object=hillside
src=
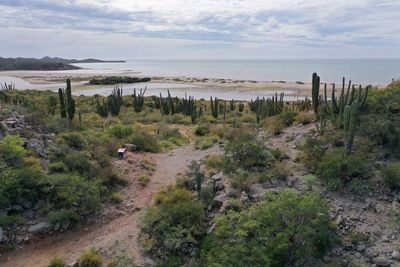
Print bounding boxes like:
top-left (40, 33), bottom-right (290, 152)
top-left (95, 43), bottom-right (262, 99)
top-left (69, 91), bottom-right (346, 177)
top-left (0, 57), bottom-right (125, 71)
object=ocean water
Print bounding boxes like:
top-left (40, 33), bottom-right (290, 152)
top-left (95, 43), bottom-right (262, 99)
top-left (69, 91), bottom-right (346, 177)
top-left (73, 58), bottom-right (400, 85)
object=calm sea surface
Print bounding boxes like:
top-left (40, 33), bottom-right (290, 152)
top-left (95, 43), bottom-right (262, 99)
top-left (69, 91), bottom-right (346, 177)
top-left (73, 59), bottom-right (400, 85)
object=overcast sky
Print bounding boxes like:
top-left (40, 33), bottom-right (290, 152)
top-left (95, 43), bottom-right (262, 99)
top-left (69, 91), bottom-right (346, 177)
top-left (1, 0), bottom-right (399, 59)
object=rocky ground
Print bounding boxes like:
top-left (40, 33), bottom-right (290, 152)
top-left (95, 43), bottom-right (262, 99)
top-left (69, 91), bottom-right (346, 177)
top-left (1, 109), bottom-right (400, 266)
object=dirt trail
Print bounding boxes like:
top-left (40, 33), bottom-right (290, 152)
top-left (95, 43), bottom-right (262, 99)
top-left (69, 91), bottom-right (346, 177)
top-left (1, 145), bottom-right (220, 267)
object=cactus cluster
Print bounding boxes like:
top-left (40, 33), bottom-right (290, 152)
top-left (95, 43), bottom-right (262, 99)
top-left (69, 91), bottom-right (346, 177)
top-left (58, 79), bottom-right (75, 120)
top-left (108, 86), bottom-right (123, 116)
top-left (95, 99), bottom-right (109, 118)
top-left (210, 97), bottom-right (219, 119)
top-left (133, 87), bottom-right (146, 113)
top-left (249, 93), bottom-right (284, 123)
top-left (318, 77), bottom-right (369, 121)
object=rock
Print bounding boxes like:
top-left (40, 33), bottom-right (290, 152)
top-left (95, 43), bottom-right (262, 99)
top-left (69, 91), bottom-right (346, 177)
top-left (382, 236), bottom-right (390, 243)
top-left (11, 205), bottom-right (23, 211)
top-left (356, 244), bottom-right (366, 252)
top-left (211, 172), bottom-right (224, 182)
top-left (34, 199), bottom-right (46, 210)
top-left (392, 251), bottom-right (400, 261)
top-left (67, 261), bottom-right (79, 267)
top-left (240, 191), bottom-right (249, 202)
top-left (248, 183), bottom-right (266, 199)
top-left (17, 198), bottom-right (32, 209)
top-left (323, 256), bottom-right (331, 263)
top-left (211, 194), bottom-right (228, 209)
top-left (215, 181), bottom-right (225, 192)
top-left (335, 215), bottom-right (344, 226)
top-left (124, 143), bottom-right (137, 151)
top-left (54, 223), bottom-right (61, 232)
top-left (373, 257), bottom-right (392, 267)
top-left (0, 226), bottom-right (3, 242)
top-left (354, 252), bottom-right (362, 258)
top-left (144, 257), bottom-right (155, 266)
top-left (28, 221), bottom-right (52, 235)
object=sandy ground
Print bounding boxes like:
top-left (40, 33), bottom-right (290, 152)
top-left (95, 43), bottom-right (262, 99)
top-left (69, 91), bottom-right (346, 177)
top-left (0, 70), bottom-right (317, 97)
top-left (0, 145), bottom-right (221, 267)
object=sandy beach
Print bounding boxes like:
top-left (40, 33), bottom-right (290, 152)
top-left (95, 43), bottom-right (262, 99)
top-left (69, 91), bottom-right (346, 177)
top-left (0, 69), bottom-right (381, 100)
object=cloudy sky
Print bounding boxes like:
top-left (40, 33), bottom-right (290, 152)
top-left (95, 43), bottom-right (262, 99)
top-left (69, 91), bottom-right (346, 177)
top-left (1, 0), bottom-right (399, 59)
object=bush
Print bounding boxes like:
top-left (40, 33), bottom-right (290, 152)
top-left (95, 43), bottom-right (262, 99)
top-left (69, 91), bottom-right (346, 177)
top-left (128, 129), bottom-right (160, 152)
top-left (48, 256), bottom-right (65, 267)
top-left (277, 110), bottom-right (298, 126)
top-left (109, 192), bottom-right (123, 204)
top-left (316, 148), bottom-right (368, 189)
top-left (195, 125), bottom-right (211, 136)
top-left (268, 161), bottom-right (291, 181)
top-left (138, 175), bottom-right (150, 186)
top-left (107, 251), bottom-right (136, 267)
top-left (64, 152), bottom-right (92, 176)
top-left (201, 190), bottom-right (336, 266)
top-left (140, 186), bottom-right (205, 265)
top-left (60, 132), bottom-right (86, 150)
top-left (49, 162), bottom-right (66, 173)
top-left (228, 169), bottom-right (255, 191)
top-left (299, 137), bottom-right (326, 172)
top-left (109, 125), bottom-right (133, 139)
top-left (203, 154), bottom-right (226, 171)
top-left (195, 136), bottom-right (218, 150)
top-left (264, 117), bottom-right (285, 135)
top-left (48, 209), bottom-right (80, 226)
top-left (0, 135), bottom-right (26, 166)
top-left (296, 112), bottom-right (314, 125)
top-left (224, 132), bottom-right (274, 171)
top-left (79, 248), bottom-right (103, 267)
top-left (383, 162), bottom-right (400, 190)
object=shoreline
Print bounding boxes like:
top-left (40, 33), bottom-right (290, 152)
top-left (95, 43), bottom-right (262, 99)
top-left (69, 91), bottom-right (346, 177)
top-left (0, 70), bottom-right (388, 100)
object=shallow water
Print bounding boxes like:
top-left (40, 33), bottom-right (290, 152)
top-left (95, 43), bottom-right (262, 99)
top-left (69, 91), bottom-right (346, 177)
top-left (73, 58), bottom-right (400, 85)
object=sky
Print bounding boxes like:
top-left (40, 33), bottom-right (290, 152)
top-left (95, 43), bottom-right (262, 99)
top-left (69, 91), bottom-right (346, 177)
top-left (0, 0), bottom-right (399, 59)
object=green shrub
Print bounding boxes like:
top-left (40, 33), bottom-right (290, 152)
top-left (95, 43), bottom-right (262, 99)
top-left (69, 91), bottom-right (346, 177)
top-left (224, 132), bottom-right (274, 171)
top-left (128, 129), bottom-right (160, 152)
top-left (195, 136), bottom-right (218, 150)
top-left (49, 162), bottom-right (66, 173)
top-left (138, 175), bottom-right (150, 186)
top-left (316, 148), bottom-right (368, 189)
top-left (277, 110), bottom-right (298, 126)
top-left (48, 255), bottom-right (65, 267)
top-left (201, 190), bottom-right (336, 266)
top-left (79, 248), bottom-right (103, 267)
top-left (383, 162), bottom-right (400, 190)
top-left (64, 152), bottom-right (92, 176)
top-left (48, 209), bottom-right (80, 226)
top-left (268, 161), bottom-right (291, 181)
top-left (60, 132), bottom-right (86, 149)
top-left (299, 137), bottom-right (326, 172)
top-left (140, 186), bottom-right (205, 265)
top-left (0, 135), bottom-right (26, 166)
top-left (109, 192), bottom-right (123, 204)
top-left (348, 179), bottom-right (370, 195)
top-left (107, 251), bottom-right (136, 267)
top-left (263, 117), bottom-right (285, 135)
top-left (195, 125), bottom-right (211, 136)
top-left (109, 125), bottom-right (133, 139)
top-left (203, 154), bottom-right (226, 171)
top-left (229, 169), bottom-right (255, 192)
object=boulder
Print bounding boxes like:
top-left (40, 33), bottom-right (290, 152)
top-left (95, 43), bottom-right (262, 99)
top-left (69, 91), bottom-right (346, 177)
top-left (373, 257), bottom-right (392, 267)
top-left (0, 226), bottom-right (3, 242)
top-left (211, 194), bottom-right (228, 209)
top-left (392, 251), bottom-right (400, 261)
top-left (28, 221), bottom-right (52, 235)
top-left (215, 181), bottom-right (225, 192)
top-left (211, 172), bottom-right (224, 182)
top-left (248, 183), bottom-right (266, 200)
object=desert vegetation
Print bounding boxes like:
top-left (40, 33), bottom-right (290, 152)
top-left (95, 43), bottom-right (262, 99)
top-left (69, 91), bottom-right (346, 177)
top-left (1, 75), bottom-right (400, 267)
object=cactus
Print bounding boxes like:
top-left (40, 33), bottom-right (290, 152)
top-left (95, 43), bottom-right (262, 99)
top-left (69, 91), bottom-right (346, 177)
top-left (343, 100), bottom-right (360, 153)
top-left (47, 95), bottom-right (57, 115)
top-left (238, 101), bottom-right (245, 112)
top-left (95, 99), bottom-right (109, 118)
top-left (229, 99), bottom-right (235, 111)
top-left (132, 87), bottom-right (146, 112)
top-left (108, 86), bottom-right (123, 116)
top-left (312, 73), bottom-right (320, 116)
top-left (65, 79), bottom-right (75, 120)
top-left (58, 88), bottom-right (67, 118)
top-left (210, 97), bottom-right (219, 119)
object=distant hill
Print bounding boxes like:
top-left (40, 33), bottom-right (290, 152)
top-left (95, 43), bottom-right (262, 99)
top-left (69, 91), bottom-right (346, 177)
top-left (0, 57), bottom-right (126, 71)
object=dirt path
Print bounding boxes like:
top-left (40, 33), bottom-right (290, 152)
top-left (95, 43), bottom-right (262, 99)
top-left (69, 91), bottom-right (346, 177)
top-left (1, 145), bottom-right (220, 267)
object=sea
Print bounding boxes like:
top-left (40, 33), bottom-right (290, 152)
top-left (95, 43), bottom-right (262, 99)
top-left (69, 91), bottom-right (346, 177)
top-left (72, 58), bottom-right (400, 85)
